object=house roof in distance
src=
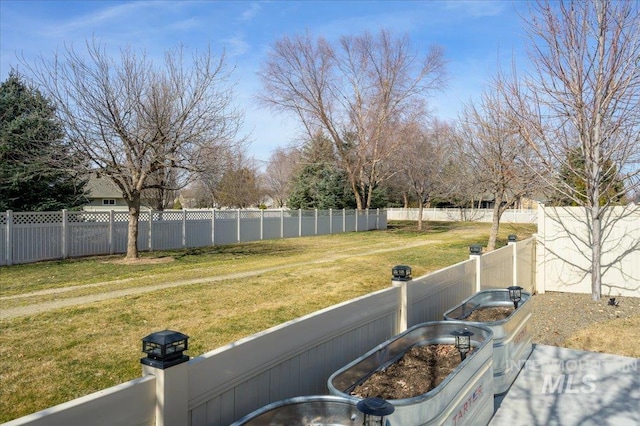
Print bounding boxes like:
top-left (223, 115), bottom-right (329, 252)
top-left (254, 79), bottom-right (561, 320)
top-left (85, 174), bottom-right (122, 199)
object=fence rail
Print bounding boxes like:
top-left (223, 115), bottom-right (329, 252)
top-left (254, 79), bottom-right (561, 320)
top-left (1, 209), bottom-right (386, 266)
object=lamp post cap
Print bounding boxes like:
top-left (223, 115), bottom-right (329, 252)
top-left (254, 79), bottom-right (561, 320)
top-left (451, 328), bottom-right (474, 338)
top-left (392, 264), bottom-right (412, 281)
top-left (142, 329), bottom-right (189, 345)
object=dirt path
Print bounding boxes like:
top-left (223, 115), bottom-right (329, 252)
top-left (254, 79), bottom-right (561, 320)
top-left (1, 240), bottom-right (438, 320)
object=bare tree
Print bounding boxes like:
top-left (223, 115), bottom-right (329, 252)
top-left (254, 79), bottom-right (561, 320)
top-left (24, 40), bottom-right (244, 259)
top-left (263, 146), bottom-right (301, 208)
top-left (502, 0), bottom-right (640, 299)
top-left (258, 29), bottom-right (446, 209)
top-left (215, 152), bottom-right (262, 208)
top-left (396, 119), bottom-right (451, 230)
top-left (458, 82), bottom-right (541, 250)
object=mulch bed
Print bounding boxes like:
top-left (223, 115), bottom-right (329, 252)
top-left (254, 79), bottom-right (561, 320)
top-left (350, 344), bottom-right (462, 400)
top-left (529, 291), bottom-right (640, 346)
top-left (463, 306), bottom-right (513, 322)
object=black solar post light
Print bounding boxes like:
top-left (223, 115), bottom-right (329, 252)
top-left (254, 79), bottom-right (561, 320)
top-left (451, 328), bottom-right (474, 362)
top-left (391, 265), bottom-right (412, 281)
top-left (508, 234), bottom-right (517, 243)
top-left (507, 285), bottom-right (523, 309)
top-left (357, 397), bottom-right (395, 426)
top-left (141, 329), bottom-right (189, 369)
top-left (469, 244), bottom-right (482, 255)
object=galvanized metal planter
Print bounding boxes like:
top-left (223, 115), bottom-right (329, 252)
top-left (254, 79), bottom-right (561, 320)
top-left (327, 321), bottom-right (495, 426)
top-left (443, 289), bottom-right (533, 395)
top-left (229, 395), bottom-right (363, 425)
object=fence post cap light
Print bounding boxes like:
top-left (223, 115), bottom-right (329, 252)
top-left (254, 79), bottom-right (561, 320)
top-left (469, 244), bottom-right (483, 255)
top-left (508, 234), bottom-right (517, 242)
top-left (507, 285), bottom-right (523, 309)
top-left (357, 397), bottom-right (395, 424)
top-left (141, 329), bottom-right (189, 369)
top-left (391, 264), bottom-right (412, 281)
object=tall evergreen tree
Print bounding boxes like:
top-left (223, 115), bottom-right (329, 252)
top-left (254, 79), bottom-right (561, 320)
top-left (287, 133), bottom-right (355, 210)
top-left (0, 71), bottom-right (86, 211)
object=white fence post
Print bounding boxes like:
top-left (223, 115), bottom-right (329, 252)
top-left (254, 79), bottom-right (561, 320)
top-left (182, 210), bottom-right (187, 248)
top-left (6, 210), bottom-right (13, 266)
top-left (508, 235), bottom-right (518, 287)
top-left (355, 210), bottom-right (358, 232)
top-left (391, 267), bottom-right (411, 334)
top-left (211, 209), bottom-right (216, 246)
top-left (237, 209), bottom-right (241, 243)
top-left (329, 208), bottom-right (333, 234)
top-left (62, 209), bottom-right (68, 259)
top-left (260, 209), bottom-right (264, 240)
top-left (470, 245), bottom-right (482, 292)
top-left (109, 210), bottom-right (115, 255)
top-left (315, 209), bottom-right (318, 235)
top-left (299, 209), bottom-right (302, 237)
top-left (141, 330), bottom-right (189, 426)
top-left (148, 210), bottom-right (153, 252)
top-left (343, 208), bottom-right (346, 232)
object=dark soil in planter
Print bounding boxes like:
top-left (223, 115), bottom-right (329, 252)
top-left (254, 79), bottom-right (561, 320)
top-left (463, 306), bottom-right (513, 322)
top-left (350, 344), bottom-right (463, 400)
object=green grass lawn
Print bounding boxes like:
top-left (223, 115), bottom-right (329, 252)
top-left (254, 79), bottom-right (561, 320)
top-left (0, 221), bottom-right (536, 422)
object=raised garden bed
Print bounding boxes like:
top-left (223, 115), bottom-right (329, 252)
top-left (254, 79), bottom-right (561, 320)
top-left (351, 344), bottom-right (462, 400)
top-left (328, 321), bottom-right (495, 426)
top-left (229, 395), bottom-right (363, 425)
top-left (443, 288), bottom-right (533, 395)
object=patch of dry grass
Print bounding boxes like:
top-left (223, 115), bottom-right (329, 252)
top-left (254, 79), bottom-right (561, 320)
top-left (564, 314), bottom-right (640, 358)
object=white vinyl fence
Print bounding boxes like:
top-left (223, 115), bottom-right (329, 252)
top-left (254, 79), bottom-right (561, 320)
top-left (386, 207), bottom-right (538, 223)
top-left (0, 209), bottom-right (386, 266)
top-left (4, 238), bottom-right (535, 426)
top-left (536, 204), bottom-right (640, 297)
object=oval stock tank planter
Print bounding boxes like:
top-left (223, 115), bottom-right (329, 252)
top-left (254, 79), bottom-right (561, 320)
top-left (327, 321), bottom-right (494, 426)
top-left (443, 289), bottom-right (533, 395)
top-left (230, 395), bottom-right (363, 425)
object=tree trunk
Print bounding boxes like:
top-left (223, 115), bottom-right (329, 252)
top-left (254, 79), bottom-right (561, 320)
top-left (591, 206), bottom-right (602, 301)
top-left (417, 202), bottom-right (424, 231)
top-left (126, 192), bottom-right (142, 259)
top-left (487, 195), bottom-right (503, 251)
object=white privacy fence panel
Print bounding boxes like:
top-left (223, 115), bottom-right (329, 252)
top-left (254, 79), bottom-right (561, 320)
top-left (537, 205), bottom-right (640, 297)
top-left (516, 238), bottom-right (536, 294)
top-left (10, 211), bottom-right (63, 264)
top-left (407, 260), bottom-right (477, 327)
top-left (480, 245), bottom-right (514, 289)
top-left (68, 212), bottom-right (111, 257)
top-left (4, 375), bottom-right (156, 426)
top-left (188, 288), bottom-right (400, 426)
top-left (185, 211), bottom-right (213, 248)
top-left (387, 207), bottom-right (538, 223)
top-left (239, 210), bottom-right (261, 243)
top-left (2, 209), bottom-right (385, 265)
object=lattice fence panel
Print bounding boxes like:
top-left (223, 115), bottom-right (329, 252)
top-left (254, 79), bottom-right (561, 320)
top-left (13, 211), bottom-right (62, 225)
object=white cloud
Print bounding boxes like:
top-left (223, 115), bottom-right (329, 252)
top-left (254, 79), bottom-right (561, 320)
top-left (240, 2), bottom-right (262, 22)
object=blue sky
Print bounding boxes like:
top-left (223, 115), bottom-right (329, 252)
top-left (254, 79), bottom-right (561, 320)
top-left (0, 0), bottom-right (529, 165)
